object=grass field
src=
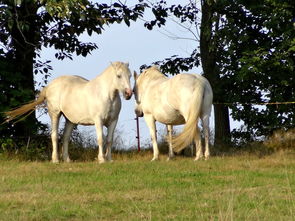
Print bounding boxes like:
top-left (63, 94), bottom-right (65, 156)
top-left (0, 150), bottom-right (294, 220)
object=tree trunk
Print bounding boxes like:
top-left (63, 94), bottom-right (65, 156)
top-left (10, 2), bottom-right (38, 137)
top-left (200, 0), bottom-right (231, 146)
top-left (214, 104), bottom-right (231, 145)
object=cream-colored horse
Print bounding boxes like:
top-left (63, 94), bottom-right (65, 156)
top-left (5, 62), bottom-right (132, 163)
top-left (134, 66), bottom-right (213, 161)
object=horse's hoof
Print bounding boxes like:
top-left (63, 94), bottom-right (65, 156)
top-left (194, 156), bottom-right (202, 161)
top-left (98, 158), bottom-right (106, 164)
top-left (166, 156), bottom-right (175, 161)
top-left (151, 157), bottom-right (159, 162)
top-left (106, 156), bottom-right (113, 162)
top-left (63, 157), bottom-right (71, 163)
top-left (52, 159), bottom-right (59, 164)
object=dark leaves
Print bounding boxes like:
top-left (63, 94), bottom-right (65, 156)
top-left (141, 50), bottom-right (201, 75)
top-left (144, 2), bottom-right (199, 30)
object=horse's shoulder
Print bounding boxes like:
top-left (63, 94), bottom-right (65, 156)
top-left (177, 73), bottom-right (209, 84)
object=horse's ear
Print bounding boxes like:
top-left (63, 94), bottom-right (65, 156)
top-left (125, 62), bottom-right (129, 67)
top-left (110, 62), bottom-right (117, 71)
top-left (134, 71), bottom-right (138, 80)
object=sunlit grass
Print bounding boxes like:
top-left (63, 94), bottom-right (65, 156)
top-left (0, 150), bottom-right (294, 220)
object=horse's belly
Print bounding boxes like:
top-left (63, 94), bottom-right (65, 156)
top-left (76, 118), bottom-right (95, 125)
top-left (64, 114), bottom-right (95, 125)
top-left (155, 111), bottom-right (185, 125)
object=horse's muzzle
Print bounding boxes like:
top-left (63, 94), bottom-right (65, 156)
top-left (124, 88), bottom-right (132, 100)
top-left (135, 109), bottom-right (144, 117)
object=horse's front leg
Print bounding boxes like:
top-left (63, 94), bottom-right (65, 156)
top-left (105, 119), bottom-right (118, 162)
top-left (95, 120), bottom-right (105, 164)
top-left (166, 125), bottom-right (175, 161)
top-left (62, 120), bottom-right (75, 163)
top-left (144, 114), bottom-right (159, 161)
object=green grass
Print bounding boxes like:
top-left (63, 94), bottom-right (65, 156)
top-left (0, 151), bottom-right (295, 220)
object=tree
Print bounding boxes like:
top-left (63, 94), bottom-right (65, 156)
top-left (0, 0), bottom-right (146, 137)
top-left (215, 0), bottom-right (295, 142)
top-left (142, 0), bottom-right (295, 145)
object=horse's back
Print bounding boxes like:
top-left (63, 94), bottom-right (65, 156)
top-left (44, 75), bottom-right (89, 111)
top-left (47, 75), bottom-right (88, 91)
top-left (162, 73), bottom-right (213, 117)
top-left (142, 74), bottom-right (197, 124)
top-left (49, 75), bottom-right (88, 87)
top-left (172, 74), bottom-right (212, 102)
top-left (166, 74), bottom-right (207, 103)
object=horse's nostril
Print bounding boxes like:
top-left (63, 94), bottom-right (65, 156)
top-left (124, 88), bottom-right (132, 98)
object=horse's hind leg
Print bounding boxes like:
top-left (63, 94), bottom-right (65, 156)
top-left (49, 112), bottom-right (61, 163)
top-left (202, 115), bottom-right (210, 160)
top-left (194, 128), bottom-right (203, 161)
top-left (62, 119), bottom-right (75, 163)
top-left (166, 125), bottom-right (175, 161)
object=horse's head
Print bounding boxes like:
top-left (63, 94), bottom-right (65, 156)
top-left (111, 62), bottom-right (133, 100)
top-left (133, 67), bottom-right (164, 117)
top-left (133, 65), bottom-right (163, 102)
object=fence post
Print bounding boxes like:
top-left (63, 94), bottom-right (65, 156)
top-left (135, 116), bottom-right (140, 151)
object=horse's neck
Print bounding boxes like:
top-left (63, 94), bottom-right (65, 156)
top-left (145, 75), bottom-right (166, 87)
top-left (90, 70), bottom-right (119, 99)
top-left (138, 76), bottom-right (166, 99)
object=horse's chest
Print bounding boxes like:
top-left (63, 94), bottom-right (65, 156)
top-left (101, 99), bottom-right (121, 123)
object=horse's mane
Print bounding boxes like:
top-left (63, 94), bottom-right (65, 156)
top-left (102, 62), bottom-right (129, 76)
top-left (141, 66), bottom-right (166, 81)
top-left (112, 61), bottom-right (127, 69)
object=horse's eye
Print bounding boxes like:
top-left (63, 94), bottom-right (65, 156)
top-left (117, 75), bottom-right (121, 78)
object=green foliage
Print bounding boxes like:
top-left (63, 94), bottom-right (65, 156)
top-left (142, 0), bottom-right (295, 143)
top-left (0, 0), bottom-right (147, 57)
top-left (141, 50), bottom-right (200, 75)
top-left (0, 135), bottom-right (51, 161)
top-left (216, 0), bottom-right (295, 140)
top-left (0, 57), bottom-right (40, 137)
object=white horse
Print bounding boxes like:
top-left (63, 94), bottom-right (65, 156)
top-left (5, 62), bottom-right (132, 163)
top-left (134, 66), bottom-right (213, 161)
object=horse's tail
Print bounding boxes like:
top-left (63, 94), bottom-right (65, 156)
top-left (172, 83), bottom-right (204, 153)
top-left (3, 87), bottom-right (47, 123)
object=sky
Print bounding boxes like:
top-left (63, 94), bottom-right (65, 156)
top-left (37, 1), bottom-right (238, 148)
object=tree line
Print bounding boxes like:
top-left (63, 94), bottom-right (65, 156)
top-left (0, 0), bottom-right (294, 147)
